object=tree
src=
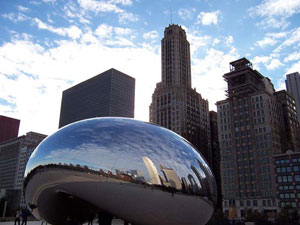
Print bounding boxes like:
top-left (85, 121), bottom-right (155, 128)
top-left (275, 206), bottom-right (298, 225)
top-left (207, 209), bottom-right (231, 225)
top-left (244, 209), bottom-right (273, 225)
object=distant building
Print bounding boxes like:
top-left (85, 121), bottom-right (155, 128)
top-left (209, 111), bottom-right (222, 210)
top-left (217, 58), bottom-right (283, 218)
top-left (59, 68), bottom-right (135, 128)
top-left (142, 156), bottom-right (161, 185)
top-left (149, 24), bottom-right (211, 163)
top-left (0, 132), bottom-right (46, 207)
top-left (0, 115), bottom-right (20, 143)
top-left (286, 72), bottom-right (300, 123)
top-left (160, 165), bottom-right (182, 190)
top-left (273, 151), bottom-right (300, 209)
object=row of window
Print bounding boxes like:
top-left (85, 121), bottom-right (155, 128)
top-left (277, 175), bottom-right (300, 182)
top-left (275, 159), bottom-right (291, 164)
top-left (275, 157), bottom-right (300, 165)
top-left (278, 185), bottom-right (294, 190)
top-left (280, 201), bottom-right (299, 208)
top-left (279, 193), bottom-right (297, 199)
top-left (277, 165), bottom-right (300, 173)
top-left (279, 184), bottom-right (300, 190)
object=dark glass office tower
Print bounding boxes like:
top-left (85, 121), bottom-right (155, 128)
top-left (59, 68), bottom-right (135, 128)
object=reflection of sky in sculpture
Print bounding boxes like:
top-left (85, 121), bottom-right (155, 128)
top-left (25, 118), bottom-right (215, 197)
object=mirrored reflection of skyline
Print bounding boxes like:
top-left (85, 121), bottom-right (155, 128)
top-left (25, 118), bottom-right (217, 201)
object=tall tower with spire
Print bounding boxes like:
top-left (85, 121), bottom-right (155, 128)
top-left (150, 24), bottom-right (211, 165)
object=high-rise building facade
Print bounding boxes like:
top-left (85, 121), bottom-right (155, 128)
top-left (217, 58), bottom-right (283, 218)
top-left (286, 72), bottom-right (300, 123)
top-left (0, 115), bottom-right (20, 143)
top-left (273, 151), bottom-right (300, 209)
top-left (149, 24), bottom-right (211, 164)
top-left (209, 111), bottom-right (222, 210)
top-left (0, 132), bottom-right (46, 207)
top-left (59, 68), bottom-right (135, 128)
top-left (274, 90), bottom-right (300, 152)
top-left (0, 132), bottom-right (46, 189)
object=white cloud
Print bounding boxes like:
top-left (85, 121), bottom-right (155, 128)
top-left (2, 13), bottom-right (28, 23)
top-left (197, 10), bottom-right (221, 26)
top-left (256, 37), bottom-right (277, 47)
top-left (249, 0), bottom-right (300, 18)
top-left (109, 0), bottom-right (132, 5)
top-left (114, 27), bottom-right (132, 35)
top-left (106, 36), bottom-right (135, 47)
top-left (212, 38), bottom-right (220, 46)
top-left (284, 52), bottom-right (300, 62)
top-left (192, 48), bottom-right (240, 110)
top-left (286, 61), bottom-right (300, 75)
top-left (78, 0), bottom-right (123, 13)
top-left (17, 5), bottom-right (29, 12)
top-left (267, 32), bottom-right (287, 39)
top-left (225, 36), bottom-right (234, 46)
top-left (0, 28), bottom-right (160, 135)
top-left (252, 55), bottom-right (283, 71)
top-left (63, 1), bottom-right (91, 24)
top-left (94, 24), bottom-right (133, 42)
top-left (143, 31), bottom-right (158, 39)
top-left (266, 59), bottom-right (283, 70)
top-left (95, 24), bottom-right (113, 38)
top-left (249, 0), bottom-right (300, 29)
top-left (42, 0), bottom-right (56, 3)
top-left (252, 55), bottom-right (271, 71)
top-left (178, 8), bottom-right (195, 21)
top-left (255, 16), bottom-right (289, 29)
top-left (274, 27), bottom-right (300, 53)
top-left (186, 29), bottom-right (211, 57)
top-left (66, 26), bottom-right (83, 39)
top-left (118, 12), bottom-right (138, 24)
top-left (255, 31), bottom-right (287, 48)
top-left (33, 18), bottom-right (82, 39)
top-left (47, 14), bottom-right (54, 23)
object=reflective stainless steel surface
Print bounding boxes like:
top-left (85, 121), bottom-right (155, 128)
top-left (24, 117), bottom-right (217, 225)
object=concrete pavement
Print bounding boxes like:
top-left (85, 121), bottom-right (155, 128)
top-left (0, 218), bottom-right (125, 225)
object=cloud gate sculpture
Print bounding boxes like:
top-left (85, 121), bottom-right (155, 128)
top-left (24, 118), bottom-right (217, 225)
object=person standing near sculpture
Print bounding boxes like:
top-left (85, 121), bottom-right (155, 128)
top-left (14, 209), bottom-right (21, 225)
top-left (21, 209), bottom-right (28, 225)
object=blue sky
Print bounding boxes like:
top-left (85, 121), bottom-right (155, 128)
top-left (1, 0), bottom-right (300, 136)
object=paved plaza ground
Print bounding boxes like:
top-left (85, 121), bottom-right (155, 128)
top-left (0, 218), bottom-right (125, 225)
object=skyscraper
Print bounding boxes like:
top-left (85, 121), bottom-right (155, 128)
top-left (59, 68), bottom-right (135, 128)
top-left (217, 58), bottom-right (282, 218)
top-left (149, 24), bottom-right (211, 163)
top-left (0, 115), bottom-right (20, 143)
top-left (209, 111), bottom-right (222, 210)
top-left (0, 132), bottom-right (46, 207)
top-left (286, 72), bottom-right (300, 123)
top-left (274, 90), bottom-right (300, 152)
